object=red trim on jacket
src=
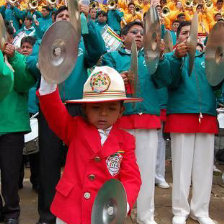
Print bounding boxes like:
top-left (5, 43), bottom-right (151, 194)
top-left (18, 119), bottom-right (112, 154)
top-left (160, 109), bottom-right (167, 122)
top-left (165, 114), bottom-right (218, 134)
top-left (118, 114), bottom-right (161, 129)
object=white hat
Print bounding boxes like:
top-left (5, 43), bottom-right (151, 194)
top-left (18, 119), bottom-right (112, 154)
top-left (66, 66), bottom-right (142, 103)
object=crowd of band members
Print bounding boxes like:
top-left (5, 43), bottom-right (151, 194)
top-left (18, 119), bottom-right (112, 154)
top-left (0, 0), bottom-right (224, 224)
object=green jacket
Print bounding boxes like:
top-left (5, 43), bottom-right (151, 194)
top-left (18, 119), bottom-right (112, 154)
top-left (26, 20), bottom-right (106, 101)
top-left (0, 51), bottom-right (14, 101)
top-left (152, 51), bottom-right (217, 115)
top-left (102, 48), bottom-right (170, 115)
top-left (0, 52), bottom-right (36, 134)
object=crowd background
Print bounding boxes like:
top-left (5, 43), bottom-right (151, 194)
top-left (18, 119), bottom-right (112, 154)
top-left (0, 0), bottom-right (224, 224)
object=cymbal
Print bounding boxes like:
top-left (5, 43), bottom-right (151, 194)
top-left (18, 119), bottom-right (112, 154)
top-left (144, 6), bottom-right (161, 75)
top-left (186, 12), bottom-right (198, 75)
top-left (129, 39), bottom-right (138, 97)
top-left (91, 179), bottom-right (127, 224)
top-left (38, 21), bottom-right (79, 84)
top-left (67, 0), bottom-right (81, 39)
top-left (205, 22), bottom-right (224, 87)
top-left (163, 31), bottom-right (173, 53)
top-left (0, 14), bottom-right (7, 49)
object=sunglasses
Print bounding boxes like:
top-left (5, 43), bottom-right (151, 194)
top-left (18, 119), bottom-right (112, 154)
top-left (129, 29), bottom-right (144, 36)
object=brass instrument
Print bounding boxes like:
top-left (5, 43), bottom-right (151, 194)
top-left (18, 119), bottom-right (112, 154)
top-left (161, 6), bottom-right (170, 17)
top-left (47, 0), bottom-right (57, 6)
top-left (28, 0), bottom-right (38, 9)
top-left (107, 0), bottom-right (117, 10)
top-left (135, 4), bottom-right (142, 13)
top-left (8, 0), bottom-right (17, 5)
top-left (89, 1), bottom-right (99, 9)
top-left (185, 0), bottom-right (193, 8)
top-left (205, 0), bottom-right (213, 9)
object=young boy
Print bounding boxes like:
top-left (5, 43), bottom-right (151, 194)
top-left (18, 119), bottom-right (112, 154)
top-left (38, 66), bottom-right (142, 224)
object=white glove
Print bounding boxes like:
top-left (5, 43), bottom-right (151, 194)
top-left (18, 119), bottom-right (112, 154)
top-left (39, 76), bottom-right (57, 95)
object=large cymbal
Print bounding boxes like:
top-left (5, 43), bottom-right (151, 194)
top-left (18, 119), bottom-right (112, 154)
top-left (39, 21), bottom-right (79, 84)
top-left (144, 6), bottom-right (161, 75)
top-left (91, 179), bottom-right (127, 224)
top-left (186, 12), bottom-right (198, 75)
top-left (205, 22), bottom-right (224, 87)
top-left (163, 31), bottom-right (173, 53)
top-left (67, 0), bottom-right (81, 39)
top-left (0, 14), bottom-right (7, 49)
top-left (129, 39), bottom-right (138, 97)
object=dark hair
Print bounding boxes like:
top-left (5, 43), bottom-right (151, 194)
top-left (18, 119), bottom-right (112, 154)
top-left (121, 21), bottom-right (143, 36)
top-left (55, 6), bottom-right (68, 19)
top-left (172, 20), bottom-right (180, 24)
top-left (25, 15), bottom-right (33, 21)
top-left (177, 13), bottom-right (185, 19)
top-left (42, 6), bottom-right (51, 12)
top-left (97, 10), bottom-right (107, 17)
top-left (217, 0), bottom-right (223, 3)
top-left (176, 21), bottom-right (191, 37)
top-left (4, 21), bottom-right (14, 35)
top-left (128, 2), bottom-right (135, 8)
top-left (21, 36), bottom-right (36, 47)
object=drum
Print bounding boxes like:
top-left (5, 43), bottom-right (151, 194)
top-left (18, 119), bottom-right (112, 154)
top-left (23, 115), bottom-right (39, 155)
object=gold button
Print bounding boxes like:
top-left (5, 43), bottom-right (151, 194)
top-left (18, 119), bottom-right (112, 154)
top-left (94, 156), bottom-right (101, 162)
top-left (88, 174), bottom-right (95, 181)
top-left (84, 192), bottom-right (91, 199)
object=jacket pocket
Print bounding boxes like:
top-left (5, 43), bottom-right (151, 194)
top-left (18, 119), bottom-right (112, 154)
top-left (56, 179), bottom-right (75, 197)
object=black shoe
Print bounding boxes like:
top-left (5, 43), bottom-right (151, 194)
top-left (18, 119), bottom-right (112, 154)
top-left (4, 218), bottom-right (19, 224)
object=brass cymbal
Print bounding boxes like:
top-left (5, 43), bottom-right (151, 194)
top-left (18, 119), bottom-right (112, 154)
top-left (186, 12), bottom-right (198, 75)
top-left (67, 0), bottom-right (81, 39)
top-left (205, 21), bottom-right (224, 87)
top-left (129, 39), bottom-right (138, 97)
top-left (38, 21), bottom-right (79, 84)
top-left (91, 179), bottom-right (127, 224)
top-left (144, 6), bottom-right (161, 75)
top-left (164, 31), bottom-right (173, 53)
top-left (0, 14), bottom-right (7, 49)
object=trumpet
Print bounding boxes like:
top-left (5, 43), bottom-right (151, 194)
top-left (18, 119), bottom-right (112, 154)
top-left (28, 0), bottom-right (38, 9)
top-left (205, 0), bottom-right (213, 9)
top-left (107, 0), bottom-right (117, 10)
top-left (135, 4), bottom-right (142, 13)
top-left (185, 0), bottom-right (193, 7)
top-left (89, 1), bottom-right (99, 9)
top-left (162, 6), bottom-right (170, 17)
top-left (8, 0), bottom-right (17, 5)
top-left (47, 0), bottom-right (57, 6)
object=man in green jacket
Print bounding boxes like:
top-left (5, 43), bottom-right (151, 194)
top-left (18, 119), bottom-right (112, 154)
top-left (102, 21), bottom-right (170, 224)
top-left (0, 43), bottom-right (36, 224)
top-left (152, 21), bottom-right (218, 224)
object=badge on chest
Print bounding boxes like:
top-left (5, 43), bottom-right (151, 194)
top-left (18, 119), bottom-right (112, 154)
top-left (106, 152), bottom-right (123, 176)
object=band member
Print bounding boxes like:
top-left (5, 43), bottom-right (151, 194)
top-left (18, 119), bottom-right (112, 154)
top-left (102, 21), bottom-right (170, 224)
top-left (26, 5), bottom-right (106, 224)
top-left (37, 66), bottom-right (142, 224)
top-left (152, 21), bottom-right (218, 224)
top-left (107, 0), bottom-right (124, 35)
top-left (0, 23), bottom-right (36, 224)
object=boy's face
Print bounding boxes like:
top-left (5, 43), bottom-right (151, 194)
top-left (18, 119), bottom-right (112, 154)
top-left (24, 18), bottom-right (32, 28)
top-left (84, 101), bottom-right (124, 130)
top-left (98, 14), bottom-right (107, 23)
top-left (56, 9), bottom-right (70, 21)
top-left (21, 42), bottom-right (33, 55)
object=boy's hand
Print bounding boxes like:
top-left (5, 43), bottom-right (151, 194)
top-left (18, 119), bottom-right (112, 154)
top-left (4, 43), bottom-right (15, 58)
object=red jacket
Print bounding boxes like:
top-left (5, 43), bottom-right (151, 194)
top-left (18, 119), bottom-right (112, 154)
top-left (38, 90), bottom-right (142, 224)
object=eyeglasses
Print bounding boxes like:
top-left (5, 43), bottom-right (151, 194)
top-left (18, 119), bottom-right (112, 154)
top-left (129, 29), bottom-right (144, 36)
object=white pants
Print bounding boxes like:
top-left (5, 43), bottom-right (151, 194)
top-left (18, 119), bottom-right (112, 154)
top-left (128, 129), bottom-right (158, 222)
top-left (171, 133), bottom-right (214, 218)
top-left (155, 126), bottom-right (166, 184)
